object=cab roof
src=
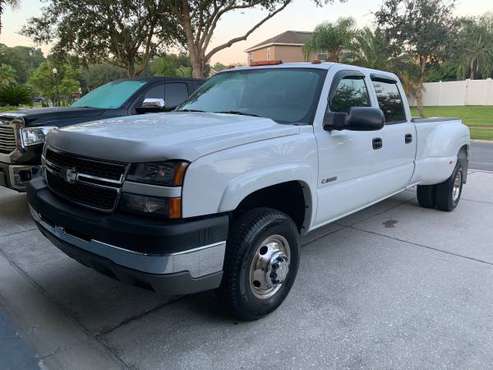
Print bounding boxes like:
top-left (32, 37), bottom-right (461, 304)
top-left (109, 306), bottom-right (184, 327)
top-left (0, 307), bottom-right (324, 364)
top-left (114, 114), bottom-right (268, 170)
top-left (222, 62), bottom-right (400, 83)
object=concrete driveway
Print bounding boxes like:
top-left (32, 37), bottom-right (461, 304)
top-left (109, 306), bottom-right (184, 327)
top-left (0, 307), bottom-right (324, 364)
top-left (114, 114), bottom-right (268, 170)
top-left (0, 169), bottom-right (492, 369)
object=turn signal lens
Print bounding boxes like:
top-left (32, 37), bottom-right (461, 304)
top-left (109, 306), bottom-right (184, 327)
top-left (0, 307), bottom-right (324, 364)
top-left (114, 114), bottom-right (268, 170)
top-left (168, 198), bottom-right (182, 219)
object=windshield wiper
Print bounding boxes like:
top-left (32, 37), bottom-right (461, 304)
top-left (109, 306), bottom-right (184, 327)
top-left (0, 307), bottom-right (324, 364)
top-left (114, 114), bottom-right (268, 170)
top-left (215, 110), bottom-right (261, 117)
top-left (177, 108), bottom-right (206, 113)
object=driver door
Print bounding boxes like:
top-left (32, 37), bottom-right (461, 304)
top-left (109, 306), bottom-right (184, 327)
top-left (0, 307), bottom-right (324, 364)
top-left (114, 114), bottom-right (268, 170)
top-left (313, 70), bottom-right (388, 227)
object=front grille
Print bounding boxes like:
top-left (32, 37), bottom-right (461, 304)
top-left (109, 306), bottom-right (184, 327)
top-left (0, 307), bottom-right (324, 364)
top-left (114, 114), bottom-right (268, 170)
top-left (44, 147), bottom-right (128, 212)
top-left (0, 122), bottom-right (16, 154)
top-left (46, 148), bottom-right (126, 181)
top-left (46, 171), bottom-right (118, 211)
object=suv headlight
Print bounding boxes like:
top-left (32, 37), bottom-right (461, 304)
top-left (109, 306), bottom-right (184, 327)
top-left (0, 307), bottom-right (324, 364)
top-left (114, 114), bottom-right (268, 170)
top-left (126, 161), bottom-right (189, 186)
top-left (20, 126), bottom-right (57, 148)
top-left (121, 161), bottom-right (189, 219)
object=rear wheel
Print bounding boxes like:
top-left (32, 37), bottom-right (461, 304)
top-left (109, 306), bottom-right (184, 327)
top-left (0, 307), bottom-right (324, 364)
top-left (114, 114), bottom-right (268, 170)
top-left (417, 185), bottom-right (436, 209)
top-left (219, 208), bottom-right (300, 321)
top-left (435, 162), bottom-right (464, 212)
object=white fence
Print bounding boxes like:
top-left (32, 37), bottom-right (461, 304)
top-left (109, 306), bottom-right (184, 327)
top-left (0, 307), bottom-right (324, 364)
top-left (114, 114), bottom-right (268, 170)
top-left (409, 79), bottom-right (493, 106)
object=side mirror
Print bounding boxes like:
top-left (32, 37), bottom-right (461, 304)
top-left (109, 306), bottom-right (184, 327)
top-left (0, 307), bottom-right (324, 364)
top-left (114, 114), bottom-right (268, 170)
top-left (323, 107), bottom-right (385, 131)
top-left (136, 98), bottom-right (167, 113)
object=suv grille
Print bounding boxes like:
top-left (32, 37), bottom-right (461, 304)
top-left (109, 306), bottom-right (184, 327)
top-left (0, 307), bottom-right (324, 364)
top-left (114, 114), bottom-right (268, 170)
top-left (44, 148), bottom-right (128, 212)
top-left (0, 122), bottom-right (16, 154)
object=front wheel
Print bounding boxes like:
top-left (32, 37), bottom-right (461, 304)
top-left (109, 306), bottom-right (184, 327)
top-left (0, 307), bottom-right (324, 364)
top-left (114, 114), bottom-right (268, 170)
top-left (219, 208), bottom-right (300, 321)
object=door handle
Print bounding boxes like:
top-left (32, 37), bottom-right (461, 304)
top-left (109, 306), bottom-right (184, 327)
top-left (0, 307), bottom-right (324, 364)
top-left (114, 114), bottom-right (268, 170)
top-left (405, 134), bottom-right (413, 144)
top-left (372, 138), bottom-right (383, 150)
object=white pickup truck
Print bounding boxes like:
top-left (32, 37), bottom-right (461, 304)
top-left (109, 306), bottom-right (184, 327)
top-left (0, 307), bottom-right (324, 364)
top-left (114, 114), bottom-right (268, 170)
top-left (28, 62), bottom-right (470, 320)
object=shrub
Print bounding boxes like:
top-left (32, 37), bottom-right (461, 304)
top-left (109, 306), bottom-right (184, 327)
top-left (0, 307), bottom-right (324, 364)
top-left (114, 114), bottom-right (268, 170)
top-left (0, 84), bottom-right (32, 106)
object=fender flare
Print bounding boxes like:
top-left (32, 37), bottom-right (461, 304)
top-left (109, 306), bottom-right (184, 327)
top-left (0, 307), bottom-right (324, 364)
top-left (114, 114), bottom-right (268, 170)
top-left (218, 164), bottom-right (315, 227)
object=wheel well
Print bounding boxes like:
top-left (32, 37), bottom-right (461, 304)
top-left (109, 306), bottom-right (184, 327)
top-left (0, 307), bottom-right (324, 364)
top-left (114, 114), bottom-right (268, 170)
top-left (459, 144), bottom-right (469, 183)
top-left (234, 181), bottom-right (310, 232)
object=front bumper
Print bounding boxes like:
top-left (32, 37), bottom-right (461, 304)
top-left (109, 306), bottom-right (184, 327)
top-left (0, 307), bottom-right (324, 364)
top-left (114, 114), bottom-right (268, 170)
top-left (28, 177), bottom-right (229, 295)
top-left (0, 162), bottom-right (41, 192)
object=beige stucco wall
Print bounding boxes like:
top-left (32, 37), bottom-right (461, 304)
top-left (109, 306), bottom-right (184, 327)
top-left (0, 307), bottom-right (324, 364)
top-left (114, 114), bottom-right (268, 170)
top-left (248, 48), bottom-right (271, 63)
top-left (248, 45), bottom-right (312, 64)
top-left (272, 46), bottom-right (307, 62)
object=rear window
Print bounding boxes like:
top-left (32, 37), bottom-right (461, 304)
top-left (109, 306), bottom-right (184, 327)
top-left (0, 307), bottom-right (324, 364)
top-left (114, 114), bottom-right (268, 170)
top-left (372, 80), bottom-right (406, 124)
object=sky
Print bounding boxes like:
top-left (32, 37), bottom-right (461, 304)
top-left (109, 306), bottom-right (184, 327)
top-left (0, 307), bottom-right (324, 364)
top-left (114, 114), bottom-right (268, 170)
top-left (1, 0), bottom-right (492, 65)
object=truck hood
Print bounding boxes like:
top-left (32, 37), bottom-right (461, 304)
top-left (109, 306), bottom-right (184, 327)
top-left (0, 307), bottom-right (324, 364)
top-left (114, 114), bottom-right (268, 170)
top-left (47, 112), bottom-right (300, 162)
top-left (0, 107), bottom-right (106, 127)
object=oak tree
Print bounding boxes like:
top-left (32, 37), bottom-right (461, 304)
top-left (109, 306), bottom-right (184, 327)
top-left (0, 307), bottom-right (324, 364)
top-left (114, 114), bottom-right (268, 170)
top-left (170, 0), bottom-right (341, 78)
top-left (22, 0), bottom-right (179, 77)
top-left (375, 0), bottom-right (457, 115)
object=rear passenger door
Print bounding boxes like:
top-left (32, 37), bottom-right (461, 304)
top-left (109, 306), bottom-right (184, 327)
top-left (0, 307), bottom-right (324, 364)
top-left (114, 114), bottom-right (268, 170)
top-left (370, 76), bottom-right (416, 192)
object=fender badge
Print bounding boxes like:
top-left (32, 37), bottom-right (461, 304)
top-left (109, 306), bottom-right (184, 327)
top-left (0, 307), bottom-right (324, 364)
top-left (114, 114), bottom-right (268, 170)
top-left (321, 176), bottom-right (338, 185)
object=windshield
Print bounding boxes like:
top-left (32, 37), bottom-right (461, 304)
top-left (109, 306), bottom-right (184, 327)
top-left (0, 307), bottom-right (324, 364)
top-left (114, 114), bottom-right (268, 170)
top-left (178, 68), bottom-right (327, 124)
top-left (72, 80), bottom-right (147, 109)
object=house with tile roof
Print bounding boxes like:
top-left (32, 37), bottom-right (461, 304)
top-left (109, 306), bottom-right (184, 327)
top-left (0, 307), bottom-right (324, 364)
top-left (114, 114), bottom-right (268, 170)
top-left (245, 30), bottom-right (316, 64)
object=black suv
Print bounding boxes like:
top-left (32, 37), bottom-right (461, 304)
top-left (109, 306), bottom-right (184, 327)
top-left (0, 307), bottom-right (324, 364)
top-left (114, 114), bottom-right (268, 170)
top-left (0, 77), bottom-right (203, 191)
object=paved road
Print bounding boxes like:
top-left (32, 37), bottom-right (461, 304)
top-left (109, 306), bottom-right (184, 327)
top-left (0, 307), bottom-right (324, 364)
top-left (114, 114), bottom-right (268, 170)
top-left (471, 141), bottom-right (493, 171)
top-left (0, 306), bottom-right (40, 370)
top-left (0, 170), bottom-right (493, 369)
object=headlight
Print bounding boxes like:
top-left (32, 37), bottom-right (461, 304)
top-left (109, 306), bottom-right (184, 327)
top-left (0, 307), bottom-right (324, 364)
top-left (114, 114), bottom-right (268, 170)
top-left (118, 194), bottom-right (182, 219)
top-left (126, 161), bottom-right (189, 186)
top-left (20, 126), bottom-right (57, 148)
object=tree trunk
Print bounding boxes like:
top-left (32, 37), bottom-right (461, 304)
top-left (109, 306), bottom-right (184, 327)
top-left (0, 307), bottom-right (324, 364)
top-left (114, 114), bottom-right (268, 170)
top-left (127, 62), bottom-right (136, 78)
top-left (190, 50), bottom-right (205, 79)
top-left (469, 59), bottom-right (475, 80)
top-left (178, 0), bottom-right (206, 79)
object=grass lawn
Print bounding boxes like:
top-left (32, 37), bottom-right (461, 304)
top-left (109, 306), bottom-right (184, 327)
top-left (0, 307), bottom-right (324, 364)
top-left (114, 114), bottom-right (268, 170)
top-left (0, 106), bottom-right (20, 112)
top-left (411, 106), bottom-right (493, 140)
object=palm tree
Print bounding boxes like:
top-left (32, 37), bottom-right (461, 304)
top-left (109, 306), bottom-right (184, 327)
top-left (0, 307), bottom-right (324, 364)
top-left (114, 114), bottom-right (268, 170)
top-left (456, 15), bottom-right (493, 79)
top-left (349, 27), bottom-right (421, 102)
top-left (350, 28), bottom-right (395, 70)
top-left (0, 0), bottom-right (19, 34)
top-left (304, 18), bottom-right (357, 63)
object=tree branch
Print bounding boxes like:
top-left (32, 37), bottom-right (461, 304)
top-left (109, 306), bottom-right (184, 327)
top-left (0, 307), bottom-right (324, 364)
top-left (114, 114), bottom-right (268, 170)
top-left (204, 0), bottom-right (291, 61)
top-left (200, 1), bottom-right (263, 50)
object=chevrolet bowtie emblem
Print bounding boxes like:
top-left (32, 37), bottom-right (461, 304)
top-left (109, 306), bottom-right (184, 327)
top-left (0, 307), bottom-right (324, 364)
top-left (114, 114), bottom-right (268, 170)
top-left (64, 168), bottom-right (79, 184)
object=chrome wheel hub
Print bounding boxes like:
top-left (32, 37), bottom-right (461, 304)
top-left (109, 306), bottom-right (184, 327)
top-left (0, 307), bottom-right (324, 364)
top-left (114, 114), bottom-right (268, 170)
top-left (452, 169), bottom-right (463, 203)
top-left (249, 235), bottom-right (290, 300)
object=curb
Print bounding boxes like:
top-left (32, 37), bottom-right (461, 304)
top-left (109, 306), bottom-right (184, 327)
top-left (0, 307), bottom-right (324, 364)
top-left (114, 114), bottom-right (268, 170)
top-left (471, 139), bottom-right (493, 144)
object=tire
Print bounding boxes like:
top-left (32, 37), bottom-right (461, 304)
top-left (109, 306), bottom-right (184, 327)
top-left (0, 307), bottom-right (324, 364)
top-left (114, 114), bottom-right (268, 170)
top-left (219, 208), bottom-right (300, 321)
top-left (435, 161), bottom-right (464, 212)
top-left (417, 185), bottom-right (436, 209)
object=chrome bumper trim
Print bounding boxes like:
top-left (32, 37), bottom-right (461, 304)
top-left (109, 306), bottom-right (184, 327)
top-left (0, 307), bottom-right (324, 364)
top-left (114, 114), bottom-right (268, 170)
top-left (30, 206), bottom-right (226, 278)
top-left (122, 181), bottom-right (182, 198)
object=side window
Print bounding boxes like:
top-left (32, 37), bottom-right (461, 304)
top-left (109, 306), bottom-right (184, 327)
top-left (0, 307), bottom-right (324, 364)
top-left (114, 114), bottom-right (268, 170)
top-left (143, 84), bottom-right (165, 100)
top-left (165, 83), bottom-right (189, 107)
top-left (372, 80), bottom-right (406, 124)
top-left (330, 77), bottom-right (371, 113)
